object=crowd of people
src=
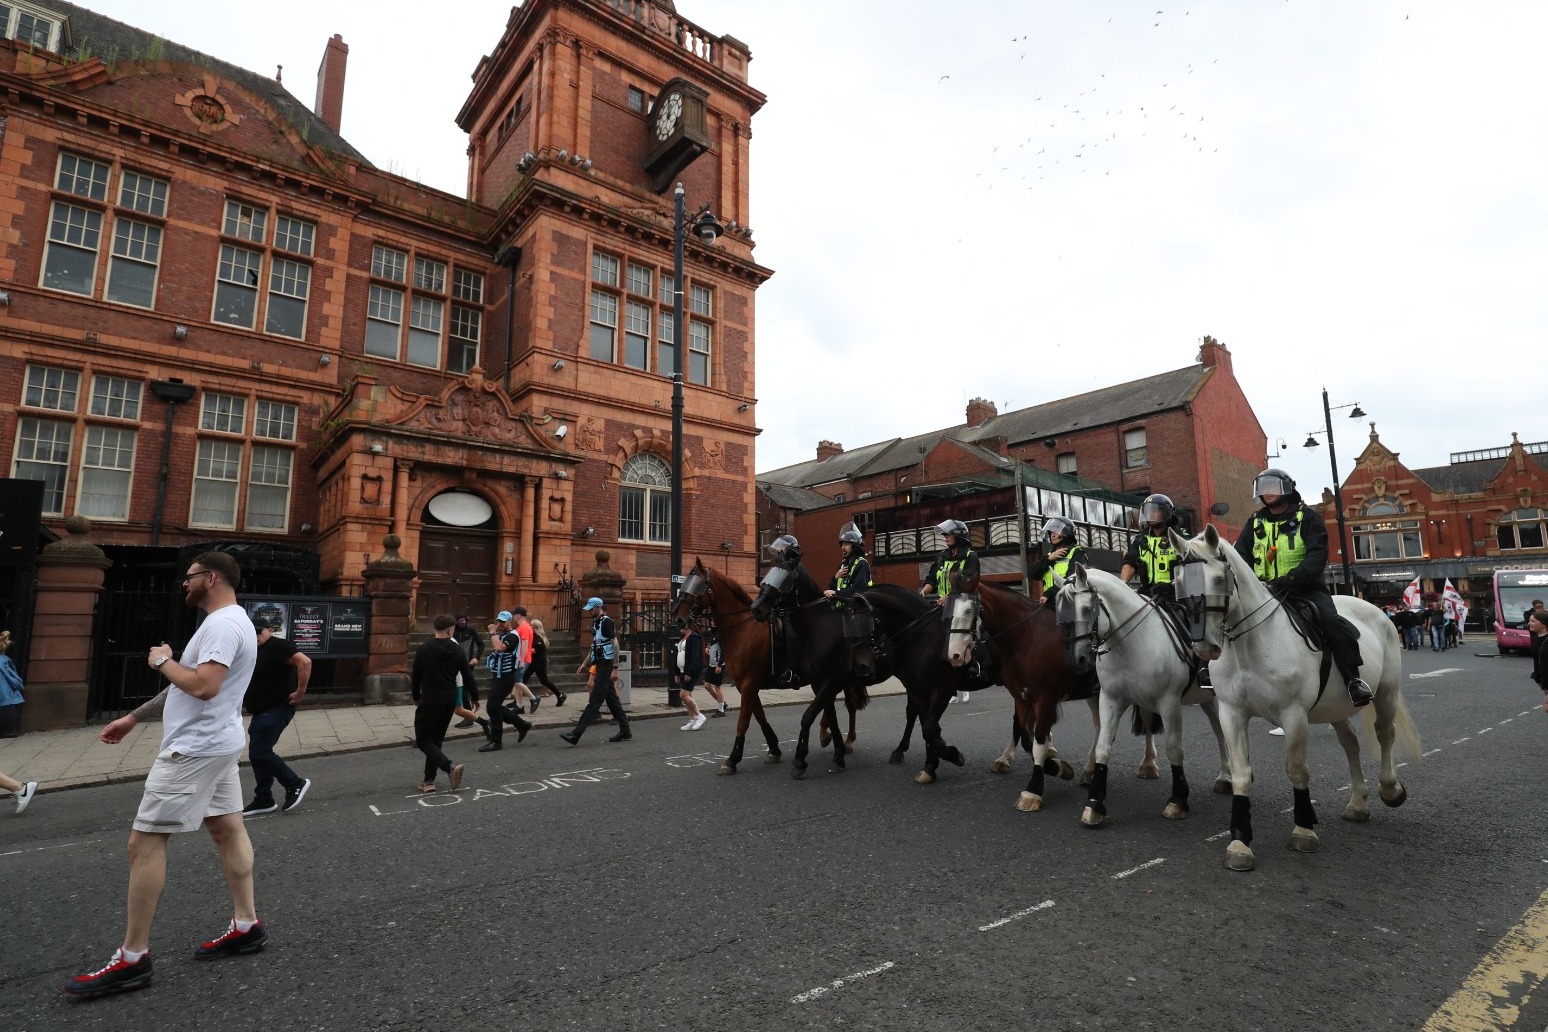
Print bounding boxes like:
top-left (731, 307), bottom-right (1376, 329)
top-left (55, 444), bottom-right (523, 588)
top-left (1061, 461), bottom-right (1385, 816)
top-left (1384, 601), bottom-right (1462, 652)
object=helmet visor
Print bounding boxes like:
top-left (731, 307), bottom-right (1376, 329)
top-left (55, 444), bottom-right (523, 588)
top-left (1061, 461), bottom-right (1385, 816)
top-left (1140, 500), bottom-right (1171, 524)
top-left (1253, 472), bottom-right (1293, 499)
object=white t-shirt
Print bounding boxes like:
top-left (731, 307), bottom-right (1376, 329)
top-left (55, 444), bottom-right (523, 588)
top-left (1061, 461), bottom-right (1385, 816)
top-left (161, 603), bottom-right (256, 756)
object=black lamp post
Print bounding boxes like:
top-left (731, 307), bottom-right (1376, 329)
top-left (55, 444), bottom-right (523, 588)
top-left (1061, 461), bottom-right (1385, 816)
top-left (1304, 388), bottom-right (1366, 595)
top-left (669, 182), bottom-right (722, 603)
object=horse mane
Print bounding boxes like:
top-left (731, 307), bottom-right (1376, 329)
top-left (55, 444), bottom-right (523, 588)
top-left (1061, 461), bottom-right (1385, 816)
top-left (867, 583), bottom-right (932, 613)
top-left (703, 563), bottom-right (754, 606)
top-left (789, 563), bottom-right (823, 602)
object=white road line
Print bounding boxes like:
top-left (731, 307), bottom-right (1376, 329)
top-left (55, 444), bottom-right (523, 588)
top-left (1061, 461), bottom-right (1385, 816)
top-left (791, 961), bottom-right (895, 1004)
top-left (1501, 718), bottom-right (1514, 724)
top-left (1205, 830), bottom-right (1231, 842)
top-left (1409, 668), bottom-right (1462, 679)
top-left (1478, 727), bottom-right (1493, 735)
top-left (1397, 762), bottom-right (1408, 769)
top-left (978, 899), bottom-right (1055, 931)
top-left (1423, 749), bottom-right (1443, 758)
top-left (1521, 711), bottom-right (1536, 718)
top-left (0, 838), bottom-right (101, 859)
top-left (1452, 737), bottom-right (1471, 745)
top-left (1112, 858), bottom-right (1166, 880)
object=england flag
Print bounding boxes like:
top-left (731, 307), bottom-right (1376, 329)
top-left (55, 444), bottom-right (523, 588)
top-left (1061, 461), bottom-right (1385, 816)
top-left (1401, 576), bottom-right (1423, 611)
top-left (1443, 579), bottom-right (1467, 630)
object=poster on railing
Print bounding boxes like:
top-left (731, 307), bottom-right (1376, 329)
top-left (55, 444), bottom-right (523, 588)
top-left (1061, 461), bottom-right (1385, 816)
top-left (239, 596), bottom-right (370, 658)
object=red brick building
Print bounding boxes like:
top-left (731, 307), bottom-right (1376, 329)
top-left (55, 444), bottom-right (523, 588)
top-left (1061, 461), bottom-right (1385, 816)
top-left (0, 0), bottom-right (768, 722)
top-left (1314, 428), bottom-right (1548, 626)
top-left (758, 337), bottom-right (1266, 588)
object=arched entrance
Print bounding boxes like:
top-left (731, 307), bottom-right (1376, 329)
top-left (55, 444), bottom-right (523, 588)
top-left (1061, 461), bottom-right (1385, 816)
top-left (416, 490), bottom-right (499, 626)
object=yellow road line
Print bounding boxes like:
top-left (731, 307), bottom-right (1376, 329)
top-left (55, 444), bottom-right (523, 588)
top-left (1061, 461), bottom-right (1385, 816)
top-left (1423, 886), bottom-right (1548, 1031)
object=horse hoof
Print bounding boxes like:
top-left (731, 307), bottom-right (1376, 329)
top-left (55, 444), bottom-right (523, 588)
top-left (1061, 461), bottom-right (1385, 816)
top-left (989, 759), bottom-right (1011, 774)
top-left (828, 765), bottom-right (846, 775)
top-left (718, 763), bottom-right (737, 776)
top-left (1057, 760), bottom-right (1076, 781)
top-left (889, 751), bottom-right (905, 765)
top-left (1081, 806), bottom-right (1105, 827)
top-left (1162, 802), bottom-right (1188, 820)
top-left (819, 733), bottom-right (831, 748)
top-left (1138, 762), bottom-right (1161, 780)
top-left (1288, 827), bottom-right (1319, 852)
top-left (914, 771), bottom-right (935, 785)
top-left (949, 748), bottom-right (966, 768)
top-left (1380, 783), bottom-right (1408, 808)
top-left (1341, 806), bottom-right (1369, 823)
top-left (1212, 779), bottom-right (1233, 795)
top-left (791, 766), bottom-right (807, 780)
top-left (1225, 840), bottom-right (1256, 871)
top-left (765, 753), bottom-right (782, 765)
top-left (1016, 792), bottom-right (1043, 812)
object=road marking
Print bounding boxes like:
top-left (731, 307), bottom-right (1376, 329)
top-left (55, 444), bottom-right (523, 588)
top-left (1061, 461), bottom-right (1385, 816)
top-left (1409, 668), bottom-right (1463, 679)
top-left (368, 768), bottom-right (630, 815)
top-left (978, 899), bottom-right (1055, 931)
top-left (1205, 830), bottom-right (1231, 842)
top-left (1422, 884), bottom-right (1548, 1031)
top-left (1423, 749), bottom-right (1443, 758)
top-left (1452, 737), bottom-right (1471, 745)
top-left (791, 960), bottom-right (895, 1004)
top-left (1112, 858), bottom-right (1165, 880)
top-left (666, 752), bottom-right (727, 768)
top-left (0, 838), bottom-right (101, 859)
top-left (1477, 727), bottom-right (1493, 735)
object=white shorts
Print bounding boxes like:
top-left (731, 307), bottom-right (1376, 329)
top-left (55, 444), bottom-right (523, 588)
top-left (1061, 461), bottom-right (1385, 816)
top-left (133, 750), bottom-right (243, 834)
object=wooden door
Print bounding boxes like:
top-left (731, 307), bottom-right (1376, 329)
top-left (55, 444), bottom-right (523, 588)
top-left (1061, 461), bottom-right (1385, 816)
top-left (416, 530), bottom-right (498, 625)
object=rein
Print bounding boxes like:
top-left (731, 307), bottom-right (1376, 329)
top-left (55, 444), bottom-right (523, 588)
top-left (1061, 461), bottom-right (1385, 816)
top-left (1222, 590), bottom-right (1284, 642)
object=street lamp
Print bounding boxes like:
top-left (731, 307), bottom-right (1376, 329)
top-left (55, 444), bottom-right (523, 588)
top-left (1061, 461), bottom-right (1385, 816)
top-left (1303, 388), bottom-right (1367, 595)
top-left (669, 181), bottom-right (722, 603)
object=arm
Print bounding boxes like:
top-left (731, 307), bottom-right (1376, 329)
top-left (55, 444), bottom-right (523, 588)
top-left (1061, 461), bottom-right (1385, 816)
top-left (145, 644), bottom-right (229, 701)
top-left (1120, 536), bottom-right (1142, 583)
top-left (99, 687), bottom-right (171, 744)
top-left (288, 652), bottom-right (313, 705)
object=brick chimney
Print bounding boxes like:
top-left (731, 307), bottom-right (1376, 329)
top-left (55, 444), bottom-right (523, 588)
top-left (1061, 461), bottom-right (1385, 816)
top-left (313, 34), bottom-right (349, 134)
top-left (966, 397), bottom-right (998, 428)
top-left (816, 440), bottom-right (844, 462)
top-left (1196, 335), bottom-right (1232, 374)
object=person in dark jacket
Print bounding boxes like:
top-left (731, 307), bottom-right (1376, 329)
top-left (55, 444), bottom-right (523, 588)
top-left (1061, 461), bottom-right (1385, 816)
top-left (824, 522), bottom-right (873, 606)
top-left (410, 615), bottom-right (478, 792)
top-left (1231, 468), bottom-right (1373, 707)
top-left (921, 519), bottom-right (980, 605)
top-left (1028, 516), bottom-right (1086, 605)
top-left (667, 619), bottom-right (708, 731)
top-left (1120, 494), bottom-right (1186, 605)
top-left (1529, 612), bottom-right (1547, 692)
top-left (524, 619), bottom-right (566, 707)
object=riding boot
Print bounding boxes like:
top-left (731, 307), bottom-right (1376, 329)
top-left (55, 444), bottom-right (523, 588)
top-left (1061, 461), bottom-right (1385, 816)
top-left (1345, 677), bottom-right (1374, 707)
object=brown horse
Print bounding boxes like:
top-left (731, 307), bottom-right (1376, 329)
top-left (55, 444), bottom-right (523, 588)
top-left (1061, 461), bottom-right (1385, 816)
top-left (946, 581), bottom-right (1096, 811)
top-left (675, 559), bottom-right (872, 776)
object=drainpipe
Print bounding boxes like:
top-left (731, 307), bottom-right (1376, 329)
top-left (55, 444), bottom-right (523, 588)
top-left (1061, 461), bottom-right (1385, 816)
top-left (496, 245), bottom-right (522, 394)
top-left (148, 378), bottom-right (197, 545)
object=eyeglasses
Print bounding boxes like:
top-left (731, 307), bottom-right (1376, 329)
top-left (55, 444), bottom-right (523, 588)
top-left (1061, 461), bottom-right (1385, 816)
top-left (182, 570), bottom-right (214, 585)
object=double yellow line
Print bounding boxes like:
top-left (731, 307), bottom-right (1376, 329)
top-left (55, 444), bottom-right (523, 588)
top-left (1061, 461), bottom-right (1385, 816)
top-left (1424, 886), bottom-right (1548, 1030)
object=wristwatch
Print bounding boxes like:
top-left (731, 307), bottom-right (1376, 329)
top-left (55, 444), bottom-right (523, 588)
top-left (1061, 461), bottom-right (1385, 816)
top-left (153, 655), bottom-right (169, 669)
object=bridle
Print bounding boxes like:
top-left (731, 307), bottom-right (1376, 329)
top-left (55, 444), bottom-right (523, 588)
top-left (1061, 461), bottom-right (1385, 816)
top-left (1060, 580), bottom-right (1156, 657)
top-left (1175, 548), bottom-right (1282, 643)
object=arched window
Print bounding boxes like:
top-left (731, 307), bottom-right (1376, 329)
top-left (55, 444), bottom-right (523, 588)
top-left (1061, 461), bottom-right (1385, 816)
top-left (1361, 499), bottom-right (1403, 517)
top-left (1352, 498), bottom-right (1422, 561)
top-left (1498, 508), bottom-right (1547, 551)
top-left (619, 453), bottom-right (671, 543)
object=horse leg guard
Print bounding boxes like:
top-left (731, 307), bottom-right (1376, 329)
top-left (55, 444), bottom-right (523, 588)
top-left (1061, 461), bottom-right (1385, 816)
top-left (721, 735), bottom-right (746, 775)
top-left (1163, 763), bottom-right (1190, 820)
top-left (1288, 786), bottom-right (1320, 851)
top-left (1082, 763), bottom-right (1109, 827)
top-left (1226, 794), bottom-right (1256, 871)
top-left (761, 724), bottom-right (782, 762)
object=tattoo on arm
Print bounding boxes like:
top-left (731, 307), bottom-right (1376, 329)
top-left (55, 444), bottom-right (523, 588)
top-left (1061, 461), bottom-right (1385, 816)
top-left (131, 688), bottom-right (170, 723)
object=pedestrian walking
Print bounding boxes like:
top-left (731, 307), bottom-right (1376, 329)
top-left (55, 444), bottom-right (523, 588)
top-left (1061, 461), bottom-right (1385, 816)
top-left (668, 619), bottom-right (708, 731)
top-left (701, 629), bottom-right (728, 717)
top-left (480, 611), bottom-right (532, 752)
top-left (0, 629), bottom-right (26, 738)
top-left (411, 615), bottom-right (476, 792)
top-left (511, 608), bottom-right (541, 713)
top-left (240, 615), bottom-right (313, 817)
top-left (0, 769), bottom-right (36, 815)
top-left (560, 597), bottom-right (631, 745)
top-left (65, 552), bottom-right (264, 999)
top-left (526, 619), bottom-right (567, 706)
top-left (451, 613), bottom-right (485, 728)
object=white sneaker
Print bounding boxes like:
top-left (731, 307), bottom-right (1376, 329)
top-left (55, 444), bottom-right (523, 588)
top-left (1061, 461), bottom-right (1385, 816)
top-left (957, 691), bottom-right (972, 703)
top-left (689, 713), bottom-right (708, 731)
top-left (16, 781), bottom-right (36, 815)
top-left (1268, 726), bottom-right (1285, 737)
top-left (681, 719), bottom-right (697, 731)
top-left (948, 696), bottom-right (959, 704)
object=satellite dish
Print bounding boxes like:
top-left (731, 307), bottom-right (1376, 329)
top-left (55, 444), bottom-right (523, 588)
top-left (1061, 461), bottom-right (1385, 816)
top-left (1209, 502), bottom-right (1231, 516)
top-left (427, 491), bottom-right (494, 527)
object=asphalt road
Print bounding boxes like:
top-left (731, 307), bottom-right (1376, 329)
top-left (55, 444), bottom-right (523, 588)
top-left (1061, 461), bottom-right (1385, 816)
top-left (2, 643), bottom-right (1546, 1031)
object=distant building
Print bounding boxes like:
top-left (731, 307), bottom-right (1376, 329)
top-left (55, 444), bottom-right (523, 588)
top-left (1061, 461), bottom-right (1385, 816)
top-left (757, 337), bottom-right (1266, 590)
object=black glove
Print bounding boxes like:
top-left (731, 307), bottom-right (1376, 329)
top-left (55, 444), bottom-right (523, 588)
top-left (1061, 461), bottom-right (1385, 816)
top-left (1265, 578), bottom-right (1284, 593)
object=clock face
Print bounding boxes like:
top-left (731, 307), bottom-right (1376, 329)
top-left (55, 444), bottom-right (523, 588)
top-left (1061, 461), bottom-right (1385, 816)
top-left (655, 92), bottom-right (683, 140)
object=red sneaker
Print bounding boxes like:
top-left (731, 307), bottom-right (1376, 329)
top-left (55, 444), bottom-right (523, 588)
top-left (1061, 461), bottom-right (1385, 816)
top-left (193, 920), bottom-right (269, 960)
top-left (63, 949), bottom-right (154, 998)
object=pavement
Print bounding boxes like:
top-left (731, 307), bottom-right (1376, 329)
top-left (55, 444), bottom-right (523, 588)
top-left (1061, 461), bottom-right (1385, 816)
top-left (0, 677), bottom-right (911, 798)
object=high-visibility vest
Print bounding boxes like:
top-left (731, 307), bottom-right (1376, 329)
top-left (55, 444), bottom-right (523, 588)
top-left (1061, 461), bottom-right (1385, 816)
top-left (1137, 532), bottom-right (1179, 586)
top-left (1250, 510), bottom-right (1308, 581)
top-left (1041, 545), bottom-right (1085, 592)
top-left (835, 555), bottom-right (872, 598)
top-left (935, 551), bottom-right (975, 596)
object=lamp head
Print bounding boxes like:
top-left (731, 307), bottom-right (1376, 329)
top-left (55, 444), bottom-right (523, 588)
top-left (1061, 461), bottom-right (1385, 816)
top-left (1348, 405), bottom-right (1366, 418)
top-left (693, 210), bottom-right (723, 244)
top-left (1303, 435), bottom-right (1320, 449)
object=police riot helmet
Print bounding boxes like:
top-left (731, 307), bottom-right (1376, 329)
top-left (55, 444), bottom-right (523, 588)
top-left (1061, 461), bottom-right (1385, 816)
top-left (1043, 516), bottom-right (1074, 543)
top-left (768, 534), bottom-right (802, 563)
top-left (1140, 493), bottom-right (1175, 526)
top-left (935, 519), bottom-right (969, 540)
top-left (1252, 468), bottom-right (1296, 502)
top-left (838, 522), bottom-right (864, 546)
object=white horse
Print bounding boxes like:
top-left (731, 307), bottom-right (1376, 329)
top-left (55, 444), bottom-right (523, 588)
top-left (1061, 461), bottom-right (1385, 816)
top-left (1054, 564), bottom-right (1231, 827)
top-left (1171, 526), bottom-right (1422, 872)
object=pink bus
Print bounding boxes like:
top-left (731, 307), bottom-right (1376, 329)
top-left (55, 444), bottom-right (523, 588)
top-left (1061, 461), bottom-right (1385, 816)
top-left (1493, 569), bottom-right (1548, 654)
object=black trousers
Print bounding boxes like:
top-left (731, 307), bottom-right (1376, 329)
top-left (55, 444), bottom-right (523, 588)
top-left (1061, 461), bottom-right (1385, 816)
top-left (414, 696), bottom-right (456, 783)
top-left (1295, 587), bottom-right (1364, 679)
top-left (572, 658), bottom-right (627, 739)
top-left (486, 673), bottom-right (528, 744)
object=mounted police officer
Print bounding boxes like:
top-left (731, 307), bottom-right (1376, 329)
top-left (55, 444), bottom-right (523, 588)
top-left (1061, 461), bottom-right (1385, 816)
top-left (1029, 516), bottom-right (1086, 605)
top-left (824, 522), bottom-right (873, 606)
top-left (1232, 468), bottom-right (1374, 707)
top-left (754, 534), bottom-right (805, 684)
top-left (1120, 494), bottom-right (1186, 605)
top-left (920, 519), bottom-right (980, 606)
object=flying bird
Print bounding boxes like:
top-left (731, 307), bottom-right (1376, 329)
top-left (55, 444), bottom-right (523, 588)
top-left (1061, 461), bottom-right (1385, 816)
top-left (938, 75), bottom-right (950, 83)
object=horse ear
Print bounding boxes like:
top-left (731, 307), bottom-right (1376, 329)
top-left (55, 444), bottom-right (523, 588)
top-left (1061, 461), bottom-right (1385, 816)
top-left (1167, 528), bottom-right (1189, 552)
top-left (1073, 562), bottom-right (1088, 585)
top-left (1202, 525), bottom-right (1220, 548)
top-left (1051, 571), bottom-right (1066, 590)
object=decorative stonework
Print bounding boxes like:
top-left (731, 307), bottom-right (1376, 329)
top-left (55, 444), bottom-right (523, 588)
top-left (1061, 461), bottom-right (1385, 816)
top-left (578, 417), bottom-right (604, 453)
top-left (386, 369), bottom-right (562, 452)
top-left (175, 76), bottom-right (241, 135)
top-left (699, 439), bottom-right (724, 471)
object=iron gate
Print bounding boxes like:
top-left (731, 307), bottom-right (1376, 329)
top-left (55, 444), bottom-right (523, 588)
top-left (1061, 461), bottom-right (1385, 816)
top-left (90, 559), bottom-right (194, 719)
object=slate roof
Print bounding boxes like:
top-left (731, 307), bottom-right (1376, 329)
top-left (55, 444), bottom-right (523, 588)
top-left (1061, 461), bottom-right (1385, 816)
top-left (1411, 458), bottom-right (1507, 496)
top-left (759, 482), bottom-right (835, 513)
top-left (759, 362), bottom-right (1209, 488)
top-left (50, 1), bottom-right (368, 163)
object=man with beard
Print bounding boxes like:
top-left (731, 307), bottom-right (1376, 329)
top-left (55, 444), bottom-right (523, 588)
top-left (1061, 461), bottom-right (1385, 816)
top-left (66, 552), bottom-right (264, 998)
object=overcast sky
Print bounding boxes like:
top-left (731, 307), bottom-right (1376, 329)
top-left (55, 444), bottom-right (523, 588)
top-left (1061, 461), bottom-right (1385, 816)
top-left (85, 0), bottom-right (1546, 503)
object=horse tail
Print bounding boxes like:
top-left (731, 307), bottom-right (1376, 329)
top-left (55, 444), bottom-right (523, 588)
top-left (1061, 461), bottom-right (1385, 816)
top-left (1131, 706), bottom-right (1163, 737)
top-left (844, 682), bottom-right (871, 712)
top-left (1364, 687), bottom-right (1423, 762)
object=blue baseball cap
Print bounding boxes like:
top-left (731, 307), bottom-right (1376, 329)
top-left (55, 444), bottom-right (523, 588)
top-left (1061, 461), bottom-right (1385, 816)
top-left (582, 597), bottom-right (605, 611)
top-left (496, 610), bottom-right (514, 621)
